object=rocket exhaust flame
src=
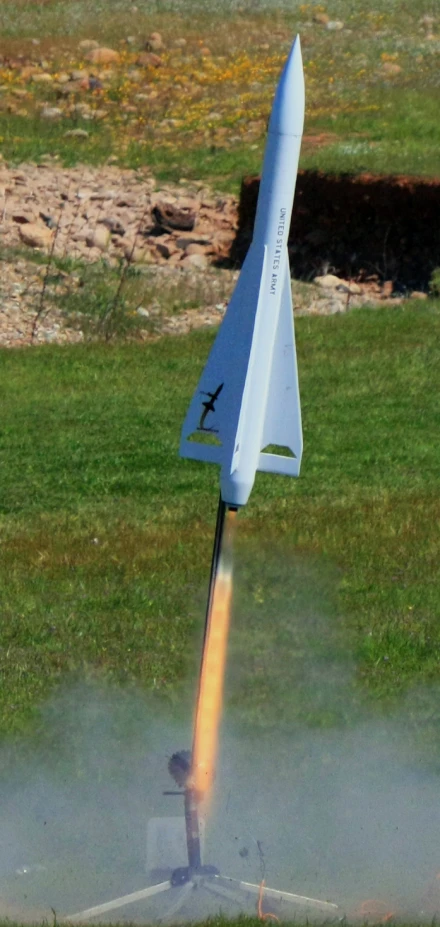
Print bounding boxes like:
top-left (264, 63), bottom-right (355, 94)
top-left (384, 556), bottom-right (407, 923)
top-left (190, 502), bottom-right (236, 808)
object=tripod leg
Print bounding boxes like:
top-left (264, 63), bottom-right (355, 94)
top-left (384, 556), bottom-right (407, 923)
top-left (215, 876), bottom-right (338, 913)
top-left (64, 880), bottom-right (172, 922)
top-left (203, 880), bottom-right (247, 906)
top-left (157, 881), bottom-right (194, 924)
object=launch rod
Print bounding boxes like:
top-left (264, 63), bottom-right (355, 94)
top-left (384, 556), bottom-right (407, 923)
top-left (184, 497), bottom-right (237, 869)
top-left (201, 495), bottom-right (228, 647)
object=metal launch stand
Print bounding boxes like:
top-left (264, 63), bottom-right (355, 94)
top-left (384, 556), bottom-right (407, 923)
top-left (65, 500), bottom-right (338, 923)
top-left (65, 766), bottom-right (338, 923)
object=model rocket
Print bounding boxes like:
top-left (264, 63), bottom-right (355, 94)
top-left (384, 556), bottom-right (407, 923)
top-left (180, 36), bottom-right (304, 507)
top-left (64, 39), bottom-right (339, 922)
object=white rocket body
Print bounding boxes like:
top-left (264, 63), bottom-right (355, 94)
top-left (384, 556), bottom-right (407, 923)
top-left (180, 36), bottom-right (305, 507)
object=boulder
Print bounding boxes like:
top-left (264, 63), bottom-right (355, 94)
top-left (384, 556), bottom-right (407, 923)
top-left (86, 47), bottom-right (120, 65)
top-left (144, 32), bottom-right (164, 52)
top-left (136, 52), bottom-right (163, 68)
top-left (182, 253), bottom-right (208, 270)
top-left (85, 226), bottom-right (110, 251)
top-left (41, 106), bottom-right (63, 120)
top-left (152, 201), bottom-right (196, 232)
top-left (19, 223), bottom-right (53, 249)
top-left (314, 274), bottom-right (361, 294)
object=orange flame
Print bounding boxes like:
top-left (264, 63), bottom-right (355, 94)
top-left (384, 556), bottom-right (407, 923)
top-left (190, 510), bottom-right (236, 808)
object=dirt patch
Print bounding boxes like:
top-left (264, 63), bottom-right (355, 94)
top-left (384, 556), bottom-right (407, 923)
top-left (0, 164), bottom-right (431, 348)
top-left (233, 170), bottom-right (440, 292)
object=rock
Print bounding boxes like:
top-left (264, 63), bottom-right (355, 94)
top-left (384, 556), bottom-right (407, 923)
top-left (86, 47), bottom-right (120, 65)
top-left (64, 128), bottom-right (89, 138)
top-left (156, 241), bottom-right (174, 259)
top-left (20, 66), bottom-right (39, 79)
top-left (123, 240), bottom-right (154, 263)
top-left (314, 273), bottom-right (344, 289)
top-left (78, 39), bottom-right (99, 51)
top-left (338, 281), bottom-right (361, 295)
top-left (31, 73), bottom-right (53, 83)
top-left (85, 226), bottom-right (110, 251)
top-left (185, 242), bottom-right (212, 257)
top-left (97, 69), bottom-right (114, 82)
top-left (13, 213), bottom-right (35, 224)
top-left (99, 217), bottom-right (125, 235)
top-left (144, 32), bottom-right (164, 52)
top-left (90, 189), bottom-right (117, 200)
top-left (314, 274), bottom-right (361, 295)
top-left (152, 201), bottom-right (196, 232)
top-left (410, 291), bottom-right (427, 300)
top-left (57, 79), bottom-right (83, 95)
top-left (182, 253), bottom-right (208, 270)
top-left (39, 212), bottom-right (57, 229)
top-left (70, 69), bottom-right (88, 81)
top-left (136, 306), bottom-right (150, 317)
top-left (41, 106), bottom-right (63, 120)
top-left (127, 70), bottom-right (142, 83)
top-left (72, 102), bottom-right (91, 115)
top-left (19, 223), bottom-right (53, 249)
top-left (12, 172), bottom-right (28, 185)
top-left (326, 20), bottom-right (344, 31)
top-left (115, 194), bottom-right (137, 208)
top-left (175, 235), bottom-right (211, 250)
top-left (382, 280), bottom-right (394, 298)
top-left (313, 12), bottom-right (329, 24)
top-left (381, 62), bottom-right (402, 75)
top-left (136, 52), bottom-right (163, 68)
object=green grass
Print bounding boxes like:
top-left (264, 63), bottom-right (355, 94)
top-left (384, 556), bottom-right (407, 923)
top-left (1, 302), bottom-right (440, 740)
top-left (0, 111), bottom-right (265, 187)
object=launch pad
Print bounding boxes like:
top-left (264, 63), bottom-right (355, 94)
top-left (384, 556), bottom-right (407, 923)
top-left (65, 748), bottom-right (339, 924)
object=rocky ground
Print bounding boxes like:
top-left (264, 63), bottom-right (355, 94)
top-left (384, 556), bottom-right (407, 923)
top-left (0, 162), bottom-right (419, 347)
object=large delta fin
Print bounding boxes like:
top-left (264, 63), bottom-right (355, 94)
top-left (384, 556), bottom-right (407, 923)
top-left (258, 261), bottom-right (302, 476)
top-left (180, 246), bottom-right (268, 466)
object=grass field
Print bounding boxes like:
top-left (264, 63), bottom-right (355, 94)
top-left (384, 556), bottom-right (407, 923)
top-left (0, 0), bottom-right (439, 186)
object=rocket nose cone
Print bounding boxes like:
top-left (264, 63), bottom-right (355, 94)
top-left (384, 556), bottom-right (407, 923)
top-left (268, 34), bottom-right (305, 137)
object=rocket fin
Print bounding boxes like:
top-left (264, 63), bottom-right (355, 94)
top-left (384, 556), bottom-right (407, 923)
top-left (180, 245), bottom-right (269, 466)
top-left (258, 261), bottom-right (302, 476)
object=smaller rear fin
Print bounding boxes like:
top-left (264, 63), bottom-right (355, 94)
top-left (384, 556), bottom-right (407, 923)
top-left (257, 260), bottom-right (302, 477)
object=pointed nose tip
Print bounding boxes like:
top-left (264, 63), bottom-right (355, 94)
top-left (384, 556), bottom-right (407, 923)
top-left (268, 34), bottom-right (305, 137)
